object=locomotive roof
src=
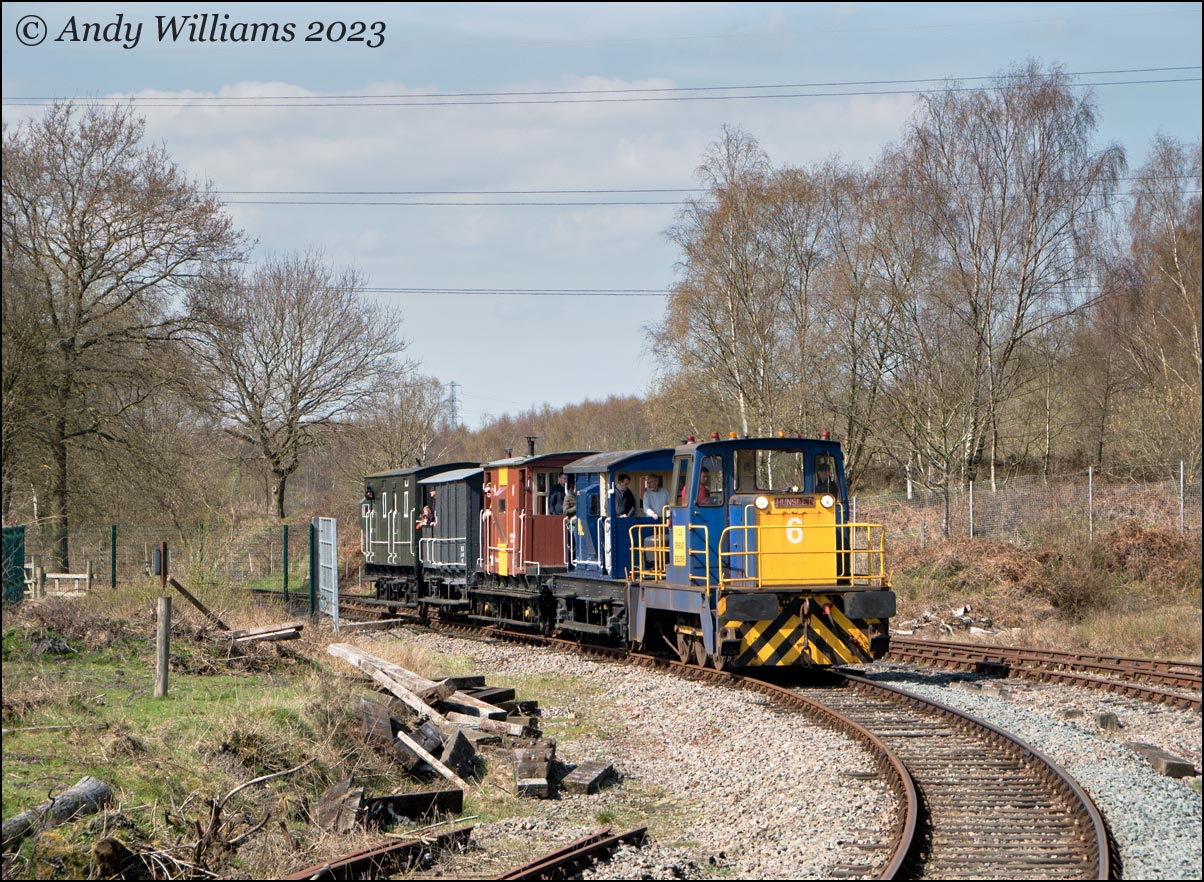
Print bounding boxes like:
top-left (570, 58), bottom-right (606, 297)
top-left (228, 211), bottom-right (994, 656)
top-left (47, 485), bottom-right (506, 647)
top-left (419, 467), bottom-right (484, 485)
top-left (673, 436), bottom-right (842, 458)
top-left (564, 448), bottom-right (674, 474)
top-left (365, 460), bottom-right (479, 480)
top-left (482, 451), bottom-right (596, 468)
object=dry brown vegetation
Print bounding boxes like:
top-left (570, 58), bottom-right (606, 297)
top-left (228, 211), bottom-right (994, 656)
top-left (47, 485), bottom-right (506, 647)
top-left (892, 523), bottom-right (1203, 659)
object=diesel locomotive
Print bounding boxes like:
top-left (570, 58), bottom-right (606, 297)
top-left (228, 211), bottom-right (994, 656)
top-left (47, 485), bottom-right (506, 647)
top-left (360, 434), bottom-right (895, 668)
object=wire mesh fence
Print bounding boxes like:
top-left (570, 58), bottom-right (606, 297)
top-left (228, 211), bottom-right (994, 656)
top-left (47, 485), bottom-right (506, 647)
top-left (6, 461), bottom-right (1199, 594)
top-left (854, 461), bottom-right (1201, 546)
top-left (17, 521), bottom-right (318, 595)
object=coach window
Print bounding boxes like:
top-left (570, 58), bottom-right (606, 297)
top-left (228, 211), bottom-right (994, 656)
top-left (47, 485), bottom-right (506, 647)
top-left (534, 471), bottom-right (549, 514)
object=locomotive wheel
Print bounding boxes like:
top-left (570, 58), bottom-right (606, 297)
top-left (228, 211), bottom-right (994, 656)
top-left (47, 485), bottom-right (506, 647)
top-left (691, 636), bottom-right (707, 667)
top-left (708, 653), bottom-right (731, 671)
top-left (675, 631), bottom-right (693, 664)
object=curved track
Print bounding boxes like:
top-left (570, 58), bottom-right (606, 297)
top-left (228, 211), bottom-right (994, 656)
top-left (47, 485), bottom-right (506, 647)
top-left (337, 603), bottom-right (1116, 881)
top-left (803, 672), bottom-right (1113, 880)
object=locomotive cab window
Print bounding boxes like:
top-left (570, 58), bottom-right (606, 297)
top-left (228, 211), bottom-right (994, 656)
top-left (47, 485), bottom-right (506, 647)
top-left (735, 448), bottom-right (806, 492)
top-left (699, 455), bottom-right (724, 506)
top-left (671, 457), bottom-right (690, 506)
top-left (813, 455), bottom-right (839, 495)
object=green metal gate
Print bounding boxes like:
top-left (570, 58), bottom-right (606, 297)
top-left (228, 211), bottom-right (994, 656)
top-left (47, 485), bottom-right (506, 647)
top-left (3, 525), bottom-right (27, 605)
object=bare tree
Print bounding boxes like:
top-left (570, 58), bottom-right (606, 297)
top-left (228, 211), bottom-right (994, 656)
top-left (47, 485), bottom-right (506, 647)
top-left (901, 61), bottom-right (1124, 486)
top-left (188, 252), bottom-right (407, 519)
top-left (656, 127), bottom-right (790, 436)
top-left (1, 103), bottom-right (243, 568)
top-left (1118, 137), bottom-right (1202, 469)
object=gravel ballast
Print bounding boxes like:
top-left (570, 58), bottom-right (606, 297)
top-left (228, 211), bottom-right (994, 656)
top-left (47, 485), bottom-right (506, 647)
top-left (361, 629), bottom-right (1201, 879)
top-left (371, 628), bottom-right (898, 880)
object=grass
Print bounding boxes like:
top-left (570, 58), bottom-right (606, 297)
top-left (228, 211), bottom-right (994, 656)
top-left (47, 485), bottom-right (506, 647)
top-left (3, 521), bottom-right (1199, 878)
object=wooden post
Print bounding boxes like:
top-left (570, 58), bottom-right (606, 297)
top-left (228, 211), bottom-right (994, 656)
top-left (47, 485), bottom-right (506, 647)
top-left (37, 565), bottom-right (45, 599)
top-left (111, 525), bottom-right (117, 589)
top-left (155, 595), bottom-right (171, 698)
top-left (86, 560), bottom-right (93, 592)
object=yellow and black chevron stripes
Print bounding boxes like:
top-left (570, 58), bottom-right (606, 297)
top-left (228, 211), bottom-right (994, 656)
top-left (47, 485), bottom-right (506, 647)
top-left (725, 594), bottom-right (879, 667)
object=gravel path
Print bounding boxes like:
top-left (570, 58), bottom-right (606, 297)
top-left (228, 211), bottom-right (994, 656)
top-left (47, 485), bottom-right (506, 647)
top-left (853, 663), bottom-right (1203, 881)
top-left (373, 629), bottom-right (898, 880)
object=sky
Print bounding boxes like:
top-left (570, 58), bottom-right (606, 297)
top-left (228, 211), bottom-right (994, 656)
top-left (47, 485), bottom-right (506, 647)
top-left (3, 2), bottom-right (1201, 427)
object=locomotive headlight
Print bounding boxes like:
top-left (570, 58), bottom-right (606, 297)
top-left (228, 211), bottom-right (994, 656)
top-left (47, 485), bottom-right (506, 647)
top-left (754, 495), bottom-right (770, 511)
top-left (820, 494), bottom-right (835, 509)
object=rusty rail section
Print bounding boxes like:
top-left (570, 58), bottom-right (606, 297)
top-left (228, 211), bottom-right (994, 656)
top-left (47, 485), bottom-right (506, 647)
top-left (495, 827), bottom-right (647, 880)
top-left (283, 826), bottom-right (472, 880)
top-left (890, 637), bottom-right (1202, 711)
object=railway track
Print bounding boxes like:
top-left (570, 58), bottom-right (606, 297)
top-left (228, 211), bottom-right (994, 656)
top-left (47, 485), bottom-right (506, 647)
top-left (803, 672), bottom-right (1113, 880)
top-left (336, 602), bottom-right (1116, 880)
top-left (889, 636), bottom-right (1202, 711)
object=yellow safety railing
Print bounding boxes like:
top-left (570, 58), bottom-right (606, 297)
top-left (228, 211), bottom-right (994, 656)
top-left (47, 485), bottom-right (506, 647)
top-left (719, 521), bottom-right (889, 589)
top-left (629, 523), bottom-right (710, 584)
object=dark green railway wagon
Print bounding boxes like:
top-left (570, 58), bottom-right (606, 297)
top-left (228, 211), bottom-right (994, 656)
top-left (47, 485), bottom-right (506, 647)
top-left (361, 463), bottom-right (477, 575)
top-left (418, 467), bottom-right (485, 583)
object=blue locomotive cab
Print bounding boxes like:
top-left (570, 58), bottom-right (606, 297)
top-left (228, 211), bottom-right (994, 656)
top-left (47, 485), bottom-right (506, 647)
top-left (627, 436), bottom-right (895, 668)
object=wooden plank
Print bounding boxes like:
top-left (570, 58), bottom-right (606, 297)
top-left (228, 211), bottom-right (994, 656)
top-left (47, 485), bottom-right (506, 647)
top-left (368, 669), bottom-right (449, 726)
top-left (232, 630), bottom-right (301, 647)
top-left (442, 730), bottom-right (477, 780)
top-left (316, 779), bottom-right (365, 832)
top-left (445, 675), bottom-right (487, 690)
top-left (226, 622), bottom-right (305, 640)
top-left (2, 776), bottom-right (113, 850)
top-left (362, 790), bottom-right (463, 829)
top-left (417, 679), bottom-right (456, 702)
top-left (395, 729), bottom-right (469, 790)
top-left (562, 761), bottom-right (614, 795)
top-left (338, 619), bottom-right (409, 632)
top-left (167, 577), bottom-right (230, 631)
top-left (328, 643), bottom-right (492, 722)
top-left (444, 712), bottom-right (539, 738)
top-left (466, 686), bottom-right (516, 704)
top-left (513, 745), bottom-right (554, 798)
top-left (437, 691), bottom-right (508, 720)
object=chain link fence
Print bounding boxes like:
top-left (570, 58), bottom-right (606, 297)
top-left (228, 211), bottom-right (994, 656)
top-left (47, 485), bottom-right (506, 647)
top-left (854, 462), bottom-right (1201, 546)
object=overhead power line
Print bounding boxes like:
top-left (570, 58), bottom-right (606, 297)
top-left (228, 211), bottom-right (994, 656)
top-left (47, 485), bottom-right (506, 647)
top-left (223, 189), bottom-right (1200, 207)
top-left (212, 175), bottom-right (1200, 197)
top-left (4, 68), bottom-right (1198, 108)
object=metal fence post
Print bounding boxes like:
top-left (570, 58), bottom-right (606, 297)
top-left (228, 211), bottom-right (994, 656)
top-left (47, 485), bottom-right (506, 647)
top-left (969, 480), bottom-right (975, 537)
top-left (1181, 461), bottom-right (1186, 533)
top-left (110, 525), bottom-right (117, 589)
top-left (309, 521), bottom-right (318, 620)
top-left (1088, 466), bottom-right (1094, 542)
top-left (283, 523), bottom-right (290, 600)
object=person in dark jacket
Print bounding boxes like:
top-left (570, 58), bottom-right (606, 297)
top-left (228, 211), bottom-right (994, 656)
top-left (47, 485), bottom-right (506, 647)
top-left (613, 473), bottom-right (636, 517)
top-left (549, 473), bottom-right (567, 514)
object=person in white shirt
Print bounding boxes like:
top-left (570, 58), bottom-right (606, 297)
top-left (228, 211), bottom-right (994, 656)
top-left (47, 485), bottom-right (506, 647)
top-left (642, 475), bottom-right (670, 519)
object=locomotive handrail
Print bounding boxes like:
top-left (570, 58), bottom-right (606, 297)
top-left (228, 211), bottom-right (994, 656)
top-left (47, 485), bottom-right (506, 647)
top-left (417, 535), bottom-right (467, 567)
top-left (718, 521), bottom-right (888, 589)
top-left (688, 524), bottom-right (710, 586)
top-left (479, 509), bottom-right (491, 570)
top-left (627, 522), bottom-right (668, 580)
